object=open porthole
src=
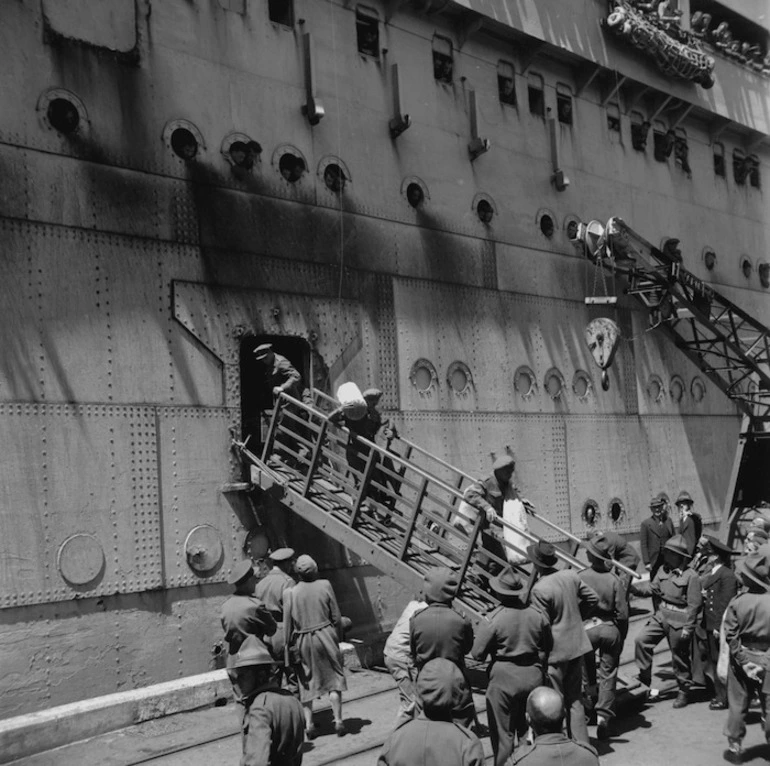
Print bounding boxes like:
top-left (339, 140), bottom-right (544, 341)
top-left (38, 89), bottom-right (88, 136)
top-left (582, 499), bottom-right (600, 527)
top-left (473, 194), bottom-right (496, 224)
top-left (572, 370), bottom-right (593, 401)
top-left (402, 176), bottom-right (429, 209)
top-left (318, 156), bottom-right (351, 195)
top-left (409, 358), bottom-right (438, 396)
top-left (608, 498), bottom-right (625, 523)
top-left (163, 119), bottom-right (205, 162)
top-left (221, 133), bottom-right (262, 170)
top-left (647, 374), bottom-right (665, 403)
top-left (447, 361), bottom-right (473, 396)
top-left (513, 366), bottom-right (537, 400)
top-left (544, 368), bottom-right (565, 400)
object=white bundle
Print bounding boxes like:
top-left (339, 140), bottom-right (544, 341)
top-left (502, 497), bottom-right (530, 565)
top-left (335, 382), bottom-right (367, 421)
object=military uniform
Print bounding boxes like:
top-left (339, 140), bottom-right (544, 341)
top-left (595, 529), bottom-right (640, 641)
top-left (508, 732), bottom-right (599, 766)
top-left (471, 573), bottom-right (550, 766)
top-left (221, 594), bottom-right (277, 704)
top-left (254, 555), bottom-right (298, 695)
top-left (241, 686), bottom-right (305, 766)
top-left (529, 561), bottom-right (599, 745)
top-left (378, 658), bottom-right (484, 766)
top-left (634, 564), bottom-right (702, 695)
top-left (263, 351), bottom-right (307, 402)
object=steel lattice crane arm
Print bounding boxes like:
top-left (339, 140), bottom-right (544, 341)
top-left (574, 217), bottom-right (770, 431)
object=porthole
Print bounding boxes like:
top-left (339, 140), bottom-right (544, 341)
top-left (670, 375), bottom-right (685, 403)
top-left (409, 358), bottom-right (438, 395)
top-left (279, 153), bottom-right (306, 182)
top-left (647, 374), bottom-right (664, 402)
top-left (38, 89), bottom-right (88, 136)
top-left (582, 499), bottom-right (599, 526)
top-left (565, 218), bottom-right (580, 241)
top-left (609, 498), bottom-right (625, 523)
top-left (163, 120), bottom-right (205, 162)
top-left (514, 366), bottom-right (537, 399)
top-left (760, 264), bottom-right (770, 289)
top-left (691, 377), bottom-right (706, 403)
top-left (544, 368), bottom-right (565, 400)
top-left (572, 370), bottom-right (592, 401)
top-left (407, 183), bottom-right (424, 208)
top-left (222, 133), bottom-right (262, 170)
top-left (540, 214), bottom-right (555, 238)
top-left (741, 256), bottom-right (753, 280)
top-left (703, 248), bottom-right (716, 271)
top-left (447, 361), bottom-right (473, 396)
top-left (477, 199), bottom-right (494, 223)
top-left (318, 156), bottom-right (351, 195)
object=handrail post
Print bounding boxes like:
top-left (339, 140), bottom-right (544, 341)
top-left (261, 395), bottom-right (284, 463)
top-left (349, 445), bottom-right (378, 527)
top-left (302, 419), bottom-right (328, 497)
top-left (399, 476), bottom-right (428, 560)
top-left (456, 511), bottom-right (485, 584)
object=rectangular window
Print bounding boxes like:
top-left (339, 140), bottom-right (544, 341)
top-left (713, 143), bottom-right (725, 177)
top-left (652, 121), bottom-right (673, 162)
top-left (630, 112), bottom-right (649, 151)
top-left (606, 103), bottom-right (621, 133)
top-left (528, 72), bottom-right (544, 117)
top-left (749, 155), bottom-right (761, 189)
top-left (733, 149), bottom-right (747, 185)
top-left (556, 84), bottom-right (572, 126)
top-left (674, 128), bottom-right (690, 175)
top-left (432, 36), bottom-right (453, 84)
top-left (268, 0), bottom-right (293, 26)
top-left (497, 61), bottom-right (516, 106)
top-left (356, 8), bottom-right (379, 58)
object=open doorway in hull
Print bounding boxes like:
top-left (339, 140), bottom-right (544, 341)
top-left (240, 334), bottom-right (312, 457)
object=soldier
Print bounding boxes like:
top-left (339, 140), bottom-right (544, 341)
top-left (253, 548), bottom-right (298, 694)
top-left (527, 541), bottom-right (599, 745)
top-left (675, 491), bottom-right (702, 556)
top-left (744, 526), bottom-right (768, 554)
top-left (693, 536), bottom-right (738, 711)
top-left (471, 567), bottom-right (551, 766)
top-left (383, 595), bottom-right (428, 728)
top-left (723, 547), bottom-right (770, 763)
top-left (410, 567), bottom-right (475, 728)
top-left (462, 455), bottom-right (525, 577)
top-left (377, 658), bottom-right (484, 766)
top-left (508, 686), bottom-right (599, 766)
top-left (589, 528), bottom-right (640, 644)
top-left (237, 637), bottom-right (305, 766)
top-left (221, 560), bottom-right (278, 706)
top-left (579, 534), bottom-right (623, 740)
top-left (639, 494), bottom-right (675, 580)
top-left (634, 534), bottom-right (702, 708)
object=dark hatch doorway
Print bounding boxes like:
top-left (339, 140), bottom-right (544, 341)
top-left (240, 334), bottom-right (312, 457)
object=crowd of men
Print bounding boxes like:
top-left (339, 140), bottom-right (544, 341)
top-left (232, 342), bottom-right (770, 763)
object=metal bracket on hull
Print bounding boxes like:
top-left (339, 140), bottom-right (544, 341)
top-left (301, 32), bottom-right (325, 127)
top-left (388, 63), bottom-right (411, 139)
top-left (467, 88), bottom-right (490, 161)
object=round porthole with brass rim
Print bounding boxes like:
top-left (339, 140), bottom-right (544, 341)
top-left (514, 366), bottom-right (537, 399)
top-left (410, 358), bottom-right (438, 395)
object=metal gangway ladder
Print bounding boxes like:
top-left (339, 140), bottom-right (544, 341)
top-left (233, 390), bottom-right (638, 623)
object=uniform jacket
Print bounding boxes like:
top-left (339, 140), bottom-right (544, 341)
top-left (471, 603), bottom-right (551, 666)
top-left (410, 602), bottom-right (474, 670)
top-left (601, 530), bottom-right (641, 571)
top-left (529, 569), bottom-right (599, 663)
top-left (639, 516), bottom-right (675, 566)
top-left (266, 353), bottom-right (305, 401)
top-left (241, 686), bottom-right (305, 766)
top-left (385, 600), bottom-right (428, 665)
top-left (508, 732), bottom-right (599, 765)
top-left (723, 591), bottom-right (770, 666)
top-left (377, 718), bottom-right (484, 766)
top-left (700, 565), bottom-right (739, 632)
top-left (679, 513), bottom-right (703, 556)
top-left (463, 474), bottom-right (520, 518)
top-left (221, 595), bottom-right (277, 658)
top-left (254, 569), bottom-right (296, 619)
top-left (634, 567), bottom-right (703, 631)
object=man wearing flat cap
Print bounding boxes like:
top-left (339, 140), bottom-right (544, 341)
top-left (471, 567), bottom-right (551, 766)
top-left (527, 541), bottom-right (599, 744)
top-left (579, 534), bottom-right (623, 739)
top-left (254, 548), bottom-right (298, 694)
top-left (723, 547), bottom-right (770, 762)
top-left (221, 560), bottom-right (277, 706)
top-left (410, 567), bottom-right (475, 728)
top-left (378, 658), bottom-right (484, 766)
top-left (692, 535), bottom-right (738, 711)
top-left (640, 494), bottom-right (675, 580)
top-left (633, 534), bottom-right (702, 709)
top-left (462, 454), bottom-right (526, 577)
top-left (675, 491), bottom-right (702, 556)
top-left (253, 344), bottom-right (309, 404)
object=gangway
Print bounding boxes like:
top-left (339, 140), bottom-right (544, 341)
top-left (573, 217), bottom-right (770, 538)
top-left (233, 391), bottom-right (639, 623)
